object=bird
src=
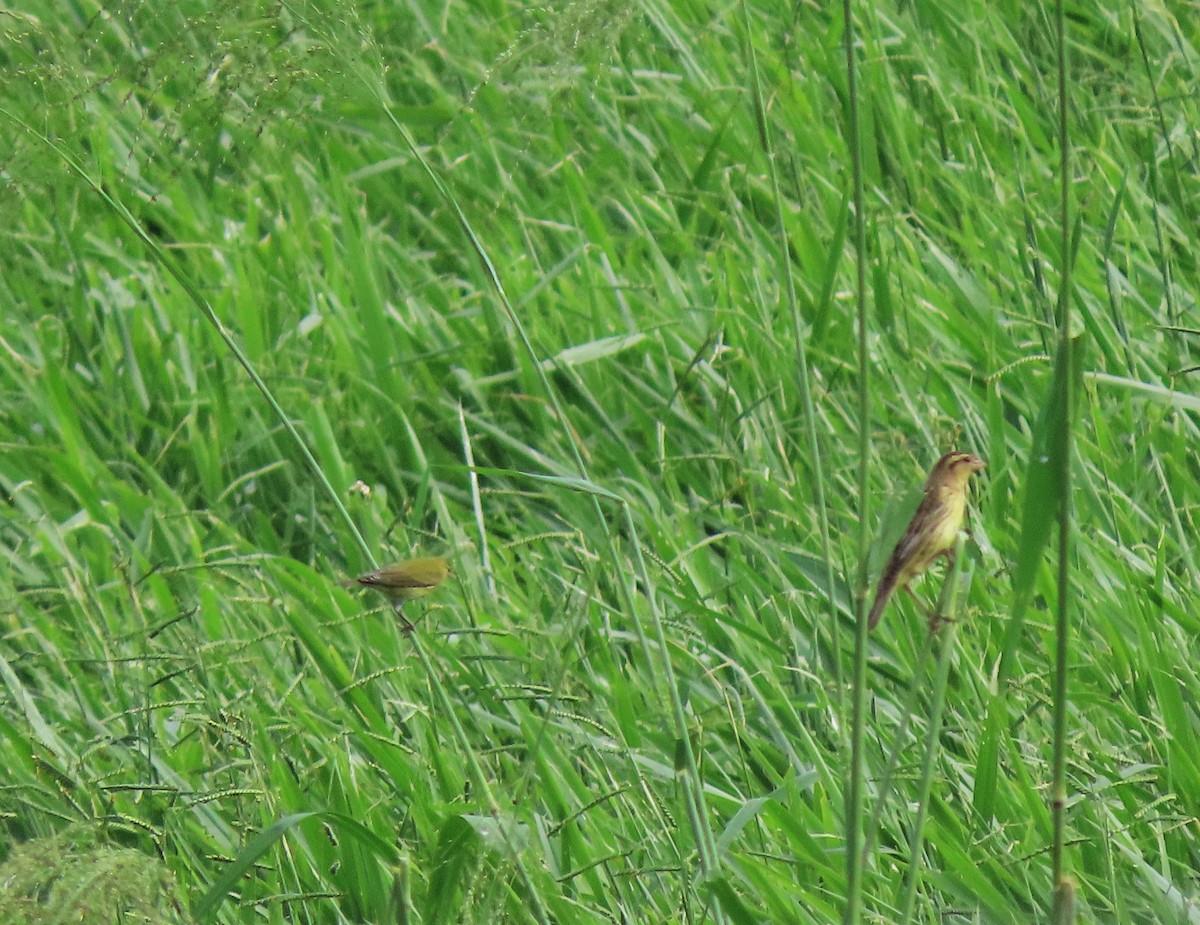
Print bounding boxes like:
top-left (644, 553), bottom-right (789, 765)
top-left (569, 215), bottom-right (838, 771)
top-left (349, 556), bottom-right (451, 630)
top-left (867, 451), bottom-right (985, 631)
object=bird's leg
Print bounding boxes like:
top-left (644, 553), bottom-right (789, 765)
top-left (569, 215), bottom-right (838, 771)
top-left (901, 585), bottom-right (935, 618)
top-left (927, 611), bottom-right (954, 634)
top-left (393, 601), bottom-right (415, 634)
top-left (902, 586), bottom-right (954, 633)
top-left (929, 547), bottom-right (966, 633)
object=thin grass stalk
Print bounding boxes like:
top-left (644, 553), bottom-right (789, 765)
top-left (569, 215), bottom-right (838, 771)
top-left (377, 100), bottom-right (725, 915)
top-left (1050, 0), bottom-right (1074, 917)
top-left (1132, 5), bottom-right (1187, 259)
top-left (737, 0), bottom-right (838, 694)
top-left (389, 857), bottom-right (412, 925)
top-left (1131, 8), bottom-right (1180, 345)
top-left (842, 0), bottom-right (872, 918)
top-left (860, 628), bottom-right (936, 866)
top-left (617, 502), bottom-right (723, 885)
top-left (897, 540), bottom-right (968, 923)
top-left (459, 403), bottom-right (496, 599)
top-left (1052, 877), bottom-right (1076, 922)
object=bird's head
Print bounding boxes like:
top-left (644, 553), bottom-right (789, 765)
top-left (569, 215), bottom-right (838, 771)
top-left (924, 451), bottom-right (986, 491)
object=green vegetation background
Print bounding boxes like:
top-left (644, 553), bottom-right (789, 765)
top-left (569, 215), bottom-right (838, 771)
top-left (1, 0), bottom-right (1198, 922)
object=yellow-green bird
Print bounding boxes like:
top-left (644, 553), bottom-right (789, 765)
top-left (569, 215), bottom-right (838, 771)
top-left (868, 451), bottom-right (985, 630)
top-left (353, 556), bottom-right (451, 605)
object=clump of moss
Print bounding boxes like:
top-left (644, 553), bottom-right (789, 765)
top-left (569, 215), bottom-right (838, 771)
top-left (0, 826), bottom-right (187, 925)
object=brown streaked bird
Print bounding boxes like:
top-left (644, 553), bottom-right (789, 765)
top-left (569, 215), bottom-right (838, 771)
top-left (868, 451), bottom-right (985, 630)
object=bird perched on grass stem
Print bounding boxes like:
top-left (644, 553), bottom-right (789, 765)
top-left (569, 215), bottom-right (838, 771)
top-left (868, 452), bottom-right (985, 631)
top-left (350, 556), bottom-right (451, 631)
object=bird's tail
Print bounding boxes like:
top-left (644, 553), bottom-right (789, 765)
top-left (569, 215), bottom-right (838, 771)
top-left (867, 576), bottom-right (897, 630)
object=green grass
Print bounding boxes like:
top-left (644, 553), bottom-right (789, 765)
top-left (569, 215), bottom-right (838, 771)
top-left (2, 0), bottom-right (1199, 922)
